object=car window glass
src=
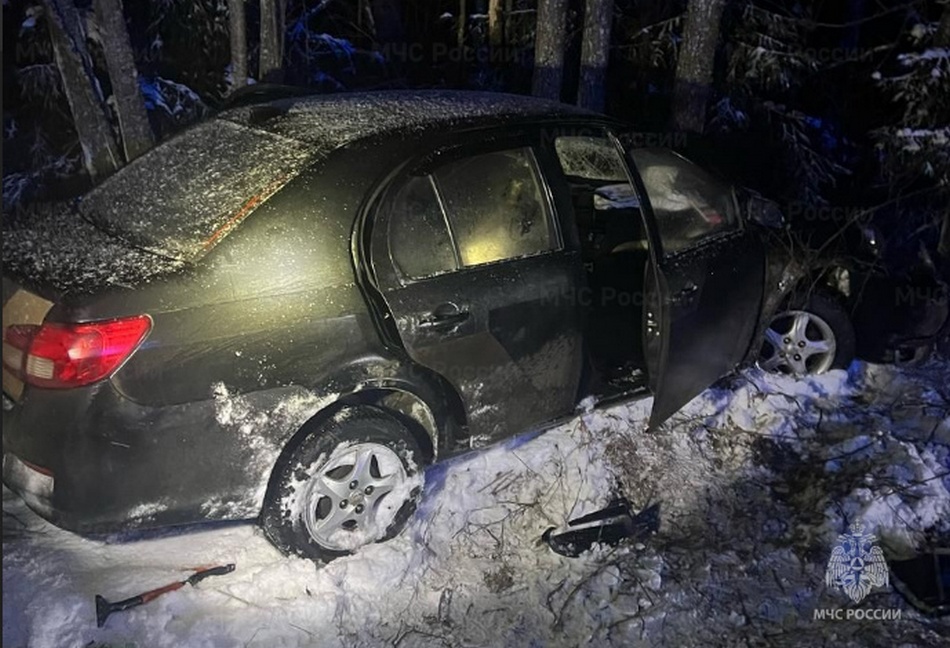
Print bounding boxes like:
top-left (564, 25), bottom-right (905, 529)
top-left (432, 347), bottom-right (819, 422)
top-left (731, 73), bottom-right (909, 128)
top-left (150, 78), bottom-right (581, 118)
top-left (554, 135), bottom-right (629, 182)
top-left (552, 134), bottom-right (648, 260)
top-left (433, 148), bottom-right (556, 267)
top-left (388, 175), bottom-right (458, 279)
top-left (630, 148), bottom-right (737, 254)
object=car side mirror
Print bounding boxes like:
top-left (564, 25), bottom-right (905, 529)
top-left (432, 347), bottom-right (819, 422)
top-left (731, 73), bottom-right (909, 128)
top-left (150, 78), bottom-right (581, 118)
top-left (746, 194), bottom-right (787, 229)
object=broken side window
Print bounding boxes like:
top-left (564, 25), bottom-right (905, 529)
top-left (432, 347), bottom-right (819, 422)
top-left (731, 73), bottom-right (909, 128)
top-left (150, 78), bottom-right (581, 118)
top-left (554, 135), bottom-right (630, 183)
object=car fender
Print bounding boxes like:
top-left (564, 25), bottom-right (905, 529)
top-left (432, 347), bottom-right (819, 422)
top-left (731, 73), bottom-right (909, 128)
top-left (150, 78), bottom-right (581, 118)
top-left (743, 250), bottom-right (810, 365)
top-left (138, 353), bottom-right (467, 525)
top-left (304, 353), bottom-right (468, 458)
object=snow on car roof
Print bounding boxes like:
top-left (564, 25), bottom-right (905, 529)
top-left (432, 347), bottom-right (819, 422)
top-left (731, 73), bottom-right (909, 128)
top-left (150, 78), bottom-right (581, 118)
top-left (218, 89), bottom-right (602, 150)
top-left (7, 91), bottom-right (601, 295)
top-left (73, 91), bottom-right (597, 266)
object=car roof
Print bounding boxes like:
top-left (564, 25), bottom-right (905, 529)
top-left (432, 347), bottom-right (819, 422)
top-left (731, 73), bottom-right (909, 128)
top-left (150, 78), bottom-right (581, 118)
top-left (218, 89), bottom-right (613, 153)
top-left (68, 91), bottom-right (617, 270)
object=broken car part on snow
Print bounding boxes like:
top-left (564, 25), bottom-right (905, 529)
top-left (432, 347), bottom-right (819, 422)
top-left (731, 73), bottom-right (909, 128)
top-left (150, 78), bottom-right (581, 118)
top-left (889, 549), bottom-right (950, 617)
top-left (542, 499), bottom-right (660, 558)
top-left (95, 563), bottom-right (235, 627)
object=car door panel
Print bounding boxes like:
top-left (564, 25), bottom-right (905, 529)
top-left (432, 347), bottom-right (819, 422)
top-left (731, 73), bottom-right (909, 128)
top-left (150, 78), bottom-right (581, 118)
top-left (380, 253), bottom-right (585, 442)
top-left (616, 143), bottom-right (766, 428)
top-left (646, 231), bottom-right (765, 426)
top-left (369, 135), bottom-right (586, 444)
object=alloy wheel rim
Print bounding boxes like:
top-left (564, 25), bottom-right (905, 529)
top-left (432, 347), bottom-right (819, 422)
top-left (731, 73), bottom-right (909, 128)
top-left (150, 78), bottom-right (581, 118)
top-left (758, 309), bottom-right (837, 375)
top-left (301, 442), bottom-right (407, 551)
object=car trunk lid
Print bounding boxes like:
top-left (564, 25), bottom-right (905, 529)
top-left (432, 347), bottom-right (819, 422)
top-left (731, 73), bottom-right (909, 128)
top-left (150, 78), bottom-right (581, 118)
top-left (3, 205), bottom-right (186, 298)
top-left (1, 207), bottom-right (174, 401)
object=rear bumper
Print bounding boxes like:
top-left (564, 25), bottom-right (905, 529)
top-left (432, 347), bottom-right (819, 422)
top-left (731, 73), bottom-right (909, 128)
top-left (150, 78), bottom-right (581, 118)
top-left (1, 382), bottom-right (293, 535)
top-left (2, 452), bottom-right (54, 520)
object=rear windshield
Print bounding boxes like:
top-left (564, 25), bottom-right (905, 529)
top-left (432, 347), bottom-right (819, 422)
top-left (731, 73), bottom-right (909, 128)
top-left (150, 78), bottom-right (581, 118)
top-left (79, 119), bottom-right (311, 260)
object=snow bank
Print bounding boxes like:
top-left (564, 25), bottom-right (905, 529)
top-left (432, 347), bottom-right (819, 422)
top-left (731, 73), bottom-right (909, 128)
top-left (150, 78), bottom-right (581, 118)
top-left (4, 360), bottom-right (949, 647)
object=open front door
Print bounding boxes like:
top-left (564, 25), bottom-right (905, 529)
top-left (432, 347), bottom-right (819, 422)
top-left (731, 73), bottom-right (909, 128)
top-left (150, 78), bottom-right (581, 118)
top-left (619, 145), bottom-right (766, 428)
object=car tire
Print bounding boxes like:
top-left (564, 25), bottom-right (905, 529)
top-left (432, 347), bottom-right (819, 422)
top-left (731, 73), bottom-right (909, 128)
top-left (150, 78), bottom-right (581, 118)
top-left (758, 292), bottom-right (856, 375)
top-left (261, 405), bottom-right (424, 563)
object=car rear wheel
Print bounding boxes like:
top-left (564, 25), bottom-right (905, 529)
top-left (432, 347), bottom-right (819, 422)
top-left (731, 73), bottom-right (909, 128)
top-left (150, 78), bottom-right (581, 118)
top-left (261, 405), bottom-right (424, 563)
top-left (758, 292), bottom-right (856, 376)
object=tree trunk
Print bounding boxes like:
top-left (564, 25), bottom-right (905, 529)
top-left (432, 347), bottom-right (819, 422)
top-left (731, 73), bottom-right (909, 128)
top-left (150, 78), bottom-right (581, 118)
top-left (532, 0), bottom-right (567, 101)
top-left (228, 0), bottom-right (247, 89)
top-left (940, 210), bottom-right (950, 261)
top-left (277, 0), bottom-right (286, 61)
top-left (93, 0), bottom-right (153, 162)
top-left (842, 0), bottom-right (866, 48)
top-left (488, 0), bottom-right (503, 51)
top-left (577, 0), bottom-right (613, 112)
top-left (936, 2), bottom-right (950, 259)
top-left (936, 1), bottom-right (950, 47)
top-left (42, 0), bottom-right (121, 179)
top-left (671, 0), bottom-right (726, 133)
top-left (370, 0), bottom-right (404, 45)
top-left (458, 0), bottom-right (467, 49)
top-left (259, 0), bottom-right (284, 83)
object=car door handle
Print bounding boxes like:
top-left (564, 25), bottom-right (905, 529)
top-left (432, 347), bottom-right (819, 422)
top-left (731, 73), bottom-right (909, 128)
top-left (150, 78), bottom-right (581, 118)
top-left (671, 282), bottom-right (698, 303)
top-left (418, 304), bottom-right (470, 330)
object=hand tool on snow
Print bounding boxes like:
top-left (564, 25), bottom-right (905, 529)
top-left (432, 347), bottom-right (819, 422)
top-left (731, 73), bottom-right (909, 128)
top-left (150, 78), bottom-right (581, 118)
top-left (95, 563), bottom-right (235, 627)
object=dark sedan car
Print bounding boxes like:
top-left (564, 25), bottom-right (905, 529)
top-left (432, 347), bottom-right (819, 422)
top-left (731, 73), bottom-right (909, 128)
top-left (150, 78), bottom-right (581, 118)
top-left (0, 90), bottom-right (923, 563)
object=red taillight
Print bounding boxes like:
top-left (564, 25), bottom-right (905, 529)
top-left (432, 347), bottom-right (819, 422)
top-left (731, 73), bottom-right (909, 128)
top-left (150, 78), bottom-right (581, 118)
top-left (2, 315), bottom-right (151, 389)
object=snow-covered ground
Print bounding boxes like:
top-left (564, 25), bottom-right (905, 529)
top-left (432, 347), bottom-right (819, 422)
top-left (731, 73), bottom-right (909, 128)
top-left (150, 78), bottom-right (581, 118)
top-left (4, 360), bottom-right (950, 648)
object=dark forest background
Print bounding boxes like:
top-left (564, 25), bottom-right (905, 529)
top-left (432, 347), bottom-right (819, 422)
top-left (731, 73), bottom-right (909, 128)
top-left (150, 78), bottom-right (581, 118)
top-left (2, 0), bottom-right (948, 267)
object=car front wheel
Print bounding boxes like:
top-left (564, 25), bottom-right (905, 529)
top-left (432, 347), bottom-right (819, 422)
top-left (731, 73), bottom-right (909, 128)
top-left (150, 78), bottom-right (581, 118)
top-left (261, 405), bottom-right (424, 563)
top-left (758, 292), bottom-right (856, 376)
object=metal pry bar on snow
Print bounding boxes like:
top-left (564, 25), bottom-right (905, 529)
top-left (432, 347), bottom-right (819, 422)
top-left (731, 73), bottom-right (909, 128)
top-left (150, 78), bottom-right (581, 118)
top-left (95, 563), bottom-right (235, 628)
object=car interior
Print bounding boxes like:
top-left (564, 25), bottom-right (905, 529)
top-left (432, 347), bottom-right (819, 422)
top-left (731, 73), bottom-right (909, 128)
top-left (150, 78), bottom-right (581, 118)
top-left (553, 136), bottom-right (652, 399)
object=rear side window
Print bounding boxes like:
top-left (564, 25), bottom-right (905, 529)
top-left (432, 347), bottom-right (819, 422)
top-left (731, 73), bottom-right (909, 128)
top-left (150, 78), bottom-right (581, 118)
top-left (631, 149), bottom-right (737, 254)
top-left (388, 176), bottom-right (458, 279)
top-left (386, 147), bottom-right (558, 280)
top-left (434, 148), bottom-right (555, 267)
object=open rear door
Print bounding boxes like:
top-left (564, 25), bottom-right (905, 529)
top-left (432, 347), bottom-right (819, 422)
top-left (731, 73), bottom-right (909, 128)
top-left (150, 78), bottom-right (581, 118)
top-left (616, 144), bottom-right (766, 428)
